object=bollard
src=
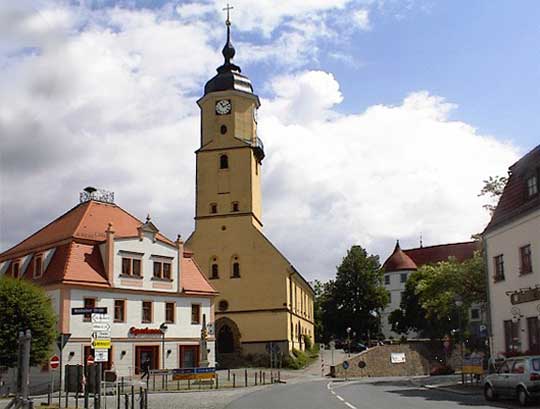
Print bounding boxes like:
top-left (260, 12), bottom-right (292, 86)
top-left (144, 389), bottom-right (148, 409)
top-left (263, 372), bottom-right (265, 385)
top-left (255, 373), bottom-right (258, 386)
top-left (176, 379), bottom-right (179, 390)
top-left (244, 369), bottom-right (247, 387)
top-left (66, 390), bottom-right (69, 407)
top-left (271, 371), bottom-right (274, 384)
top-left (130, 386), bottom-right (134, 409)
top-left (152, 374), bottom-right (155, 391)
top-left (47, 389), bottom-right (51, 406)
top-left (76, 392), bottom-right (79, 408)
top-left (117, 383), bottom-right (121, 409)
top-left (215, 374), bottom-right (219, 389)
top-left (124, 394), bottom-right (128, 409)
top-left (278, 370), bottom-right (281, 382)
top-left (232, 373), bottom-right (236, 388)
top-left (139, 388), bottom-right (144, 409)
top-left (259, 370), bottom-right (262, 383)
top-left (188, 379), bottom-right (191, 390)
top-left (227, 369), bottom-right (230, 381)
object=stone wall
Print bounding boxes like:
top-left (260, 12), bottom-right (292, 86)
top-left (332, 344), bottom-right (430, 378)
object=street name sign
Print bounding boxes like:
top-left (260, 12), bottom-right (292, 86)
top-left (72, 307), bottom-right (107, 315)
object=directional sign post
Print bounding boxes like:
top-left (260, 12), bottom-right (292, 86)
top-left (56, 333), bottom-right (71, 409)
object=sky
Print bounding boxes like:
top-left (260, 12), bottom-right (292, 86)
top-left (0, 0), bottom-right (538, 282)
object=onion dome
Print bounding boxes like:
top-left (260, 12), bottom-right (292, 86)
top-left (382, 240), bottom-right (418, 272)
top-left (204, 12), bottom-right (254, 95)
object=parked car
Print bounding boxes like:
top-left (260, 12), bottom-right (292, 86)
top-left (483, 355), bottom-right (540, 406)
top-left (344, 342), bottom-right (368, 354)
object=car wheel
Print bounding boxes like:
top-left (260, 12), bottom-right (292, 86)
top-left (484, 384), bottom-right (497, 401)
top-left (517, 387), bottom-right (529, 407)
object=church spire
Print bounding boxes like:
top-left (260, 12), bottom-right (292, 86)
top-left (218, 3), bottom-right (241, 74)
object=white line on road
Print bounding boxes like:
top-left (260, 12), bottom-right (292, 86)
top-left (336, 395), bottom-right (344, 401)
top-left (344, 403), bottom-right (357, 409)
top-left (331, 391), bottom-right (336, 395)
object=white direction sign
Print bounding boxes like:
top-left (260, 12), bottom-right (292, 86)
top-left (91, 323), bottom-right (111, 332)
top-left (92, 330), bottom-right (111, 339)
top-left (94, 349), bottom-right (109, 362)
top-left (91, 314), bottom-right (111, 323)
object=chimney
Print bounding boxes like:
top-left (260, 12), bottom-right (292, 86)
top-left (176, 234), bottom-right (184, 293)
top-left (105, 223), bottom-right (115, 283)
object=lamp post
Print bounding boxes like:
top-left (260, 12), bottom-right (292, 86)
top-left (346, 327), bottom-right (352, 358)
top-left (160, 323), bottom-right (168, 389)
top-left (454, 295), bottom-right (464, 385)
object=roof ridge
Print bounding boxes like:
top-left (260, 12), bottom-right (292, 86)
top-left (404, 240), bottom-right (476, 252)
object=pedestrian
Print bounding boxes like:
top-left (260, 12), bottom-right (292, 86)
top-left (141, 357), bottom-right (150, 380)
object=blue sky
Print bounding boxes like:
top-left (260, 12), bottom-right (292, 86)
top-left (0, 0), bottom-right (535, 280)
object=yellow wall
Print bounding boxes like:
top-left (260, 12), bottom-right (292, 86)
top-left (188, 88), bottom-right (314, 353)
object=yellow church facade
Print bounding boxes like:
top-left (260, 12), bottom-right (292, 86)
top-left (186, 17), bottom-right (314, 362)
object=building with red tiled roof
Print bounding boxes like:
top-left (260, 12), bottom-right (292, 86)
top-left (380, 239), bottom-right (480, 339)
top-left (483, 145), bottom-right (540, 356)
top-left (0, 187), bottom-right (217, 378)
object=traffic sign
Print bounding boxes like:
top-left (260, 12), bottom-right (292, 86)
top-left (92, 330), bottom-right (111, 339)
top-left (342, 360), bottom-right (349, 370)
top-left (329, 340), bottom-right (336, 350)
top-left (91, 313), bottom-right (111, 323)
top-left (91, 339), bottom-right (111, 349)
top-left (87, 355), bottom-right (94, 365)
top-left (50, 355), bottom-right (60, 370)
top-left (56, 333), bottom-right (71, 351)
top-left (94, 349), bottom-right (109, 362)
top-left (91, 323), bottom-right (111, 332)
top-left (72, 307), bottom-right (107, 315)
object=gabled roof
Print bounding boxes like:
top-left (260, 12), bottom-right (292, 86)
top-left (0, 200), bottom-right (174, 260)
top-left (403, 241), bottom-right (478, 267)
top-left (484, 145), bottom-right (540, 234)
top-left (181, 254), bottom-right (217, 295)
top-left (383, 241), bottom-right (418, 272)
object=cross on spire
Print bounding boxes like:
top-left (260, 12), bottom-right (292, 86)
top-left (223, 3), bottom-right (233, 26)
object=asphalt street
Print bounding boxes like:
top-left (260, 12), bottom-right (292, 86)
top-left (225, 378), bottom-right (523, 409)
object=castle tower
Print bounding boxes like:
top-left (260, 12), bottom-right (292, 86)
top-left (186, 11), bottom-right (314, 364)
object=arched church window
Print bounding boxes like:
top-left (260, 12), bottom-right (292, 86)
top-left (210, 257), bottom-right (219, 279)
top-left (231, 256), bottom-right (240, 278)
top-left (210, 203), bottom-right (217, 214)
top-left (220, 154), bottom-right (229, 169)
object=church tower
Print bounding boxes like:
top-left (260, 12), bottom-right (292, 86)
top-left (186, 11), bottom-right (314, 365)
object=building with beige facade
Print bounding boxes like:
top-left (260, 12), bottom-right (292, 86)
top-left (186, 19), bottom-right (314, 364)
top-left (484, 145), bottom-right (540, 356)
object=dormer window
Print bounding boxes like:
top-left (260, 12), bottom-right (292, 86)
top-left (34, 255), bottom-right (43, 278)
top-left (220, 154), bottom-right (229, 169)
top-left (526, 174), bottom-right (538, 198)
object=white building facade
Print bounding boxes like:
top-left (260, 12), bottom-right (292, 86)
top-left (0, 190), bottom-right (217, 382)
top-left (484, 146), bottom-right (540, 356)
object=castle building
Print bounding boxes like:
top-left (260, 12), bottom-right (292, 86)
top-left (381, 240), bottom-right (480, 339)
top-left (0, 188), bottom-right (217, 383)
top-left (185, 16), bottom-right (314, 362)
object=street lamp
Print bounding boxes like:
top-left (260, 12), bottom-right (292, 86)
top-left (160, 323), bottom-right (168, 389)
top-left (346, 327), bottom-right (352, 357)
top-left (454, 295), bottom-right (464, 385)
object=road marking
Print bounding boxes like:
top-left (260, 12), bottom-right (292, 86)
top-left (336, 395), bottom-right (344, 401)
top-left (331, 391), bottom-right (336, 395)
top-left (327, 382), bottom-right (332, 390)
top-left (345, 403), bottom-right (357, 409)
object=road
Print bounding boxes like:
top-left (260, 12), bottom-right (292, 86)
top-left (225, 378), bottom-right (521, 409)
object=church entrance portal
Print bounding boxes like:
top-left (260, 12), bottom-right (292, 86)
top-left (215, 317), bottom-right (241, 368)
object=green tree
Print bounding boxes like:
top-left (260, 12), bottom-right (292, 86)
top-left (389, 250), bottom-right (486, 340)
top-left (478, 175), bottom-right (508, 214)
top-left (0, 277), bottom-right (57, 367)
top-left (325, 245), bottom-right (389, 341)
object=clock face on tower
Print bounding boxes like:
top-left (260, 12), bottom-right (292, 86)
top-left (215, 99), bottom-right (232, 115)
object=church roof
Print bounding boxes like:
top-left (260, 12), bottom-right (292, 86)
top-left (484, 145), bottom-right (540, 234)
top-left (404, 241), bottom-right (479, 267)
top-left (203, 11), bottom-right (254, 96)
top-left (382, 241), bottom-right (418, 272)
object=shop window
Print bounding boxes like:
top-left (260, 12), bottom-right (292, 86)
top-left (83, 298), bottom-right (96, 322)
top-left (114, 300), bottom-right (125, 322)
top-left (504, 319), bottom-right (520, 353)
top-left (165, 302), bottom-right (175, 324)
top-left (142, 301), bottom-right (153, 323)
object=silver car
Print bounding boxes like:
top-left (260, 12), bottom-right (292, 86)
top-left (484, 355), bottom-right (540, 406)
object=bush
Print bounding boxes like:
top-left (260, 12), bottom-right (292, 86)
top-left (303, 335), bottom-right (312, 351)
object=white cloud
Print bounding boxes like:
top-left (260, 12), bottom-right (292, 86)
top-left (353, 9), bottom-right (371, 30)
top-left (0, 1), bottom-right (520, 283)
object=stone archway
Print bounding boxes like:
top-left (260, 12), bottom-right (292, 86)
top-left (215, 317), bottom-right (242, 368)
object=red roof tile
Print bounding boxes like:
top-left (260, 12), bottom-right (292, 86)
top-left (484, 145), bottom-right (540, 233)
top-left (403, 241), bottom-right (478, 267)
top-left (181, 254), bottom-right (217, 295)
top-left (383, 241), bottom-right (418, 272)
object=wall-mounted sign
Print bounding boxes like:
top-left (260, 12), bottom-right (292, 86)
top-left (72, 307), bottom-right (107, 315)
top-left (510, 287), bottom-right (540, 305)
top-left (128, 327), bottom-right (163, 337)
top-left (391, 352), bottom-right (406, 364)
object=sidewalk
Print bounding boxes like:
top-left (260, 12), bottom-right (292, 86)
top-left (411, 374), bottom-right (483, 396)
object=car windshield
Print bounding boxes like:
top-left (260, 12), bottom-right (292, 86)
top-left (532, 358), bottom-right (540, 372)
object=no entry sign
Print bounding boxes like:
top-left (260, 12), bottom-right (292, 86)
top-left (50, 355), bottom-right (60, 369)
top-left (87, 355), bottom-right (95, 365)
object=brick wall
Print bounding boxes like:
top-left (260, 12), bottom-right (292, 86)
top-left (333, 344), bottom-right (430, 378)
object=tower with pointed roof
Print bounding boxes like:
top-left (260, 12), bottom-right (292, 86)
top-left (186, 13), bottom-right (314, 363)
